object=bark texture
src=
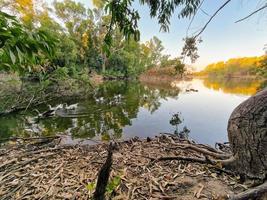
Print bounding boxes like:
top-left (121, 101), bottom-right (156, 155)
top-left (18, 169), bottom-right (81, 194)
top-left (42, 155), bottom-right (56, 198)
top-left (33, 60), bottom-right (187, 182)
top-left (227, 88), bottom-right (267, 180)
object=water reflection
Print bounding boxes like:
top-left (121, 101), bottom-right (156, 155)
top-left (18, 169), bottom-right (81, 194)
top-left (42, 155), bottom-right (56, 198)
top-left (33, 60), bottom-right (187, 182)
top-left (202, 77), bottom-right (263, 95)
top-left (0, 78), bottom-right (263, 145)
top-left (169, 112), bottom-right (190, 140)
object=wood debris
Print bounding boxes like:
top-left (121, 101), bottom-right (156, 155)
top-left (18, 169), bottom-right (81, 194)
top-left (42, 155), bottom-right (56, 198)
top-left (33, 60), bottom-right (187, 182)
top-left (0, 135), bottom-right (253, 199)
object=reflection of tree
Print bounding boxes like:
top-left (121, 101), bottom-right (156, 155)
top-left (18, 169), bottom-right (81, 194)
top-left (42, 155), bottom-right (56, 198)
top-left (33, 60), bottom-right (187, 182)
top-left (141, 82), bottom-right (181, 113)
top-left (2, 81), bottom-right (182, 140)
top-left (70, 81), bottom-right (158, 139)
top-left (203, 77), bottom-right (262, 95)
top-left (0, 117), bottom-right (19, 140)
top-left (169, 112), bottom-right (190, 139)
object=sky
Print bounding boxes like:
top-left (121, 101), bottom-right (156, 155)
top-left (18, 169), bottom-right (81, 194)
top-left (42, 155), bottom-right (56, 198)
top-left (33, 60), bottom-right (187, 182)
top-left (48, 0), bottom-right (267, 70)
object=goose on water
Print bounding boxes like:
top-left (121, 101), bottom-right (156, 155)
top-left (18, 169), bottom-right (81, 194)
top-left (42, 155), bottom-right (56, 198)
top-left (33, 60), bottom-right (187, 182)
top-left (64, 103), bottom-right (78, 110)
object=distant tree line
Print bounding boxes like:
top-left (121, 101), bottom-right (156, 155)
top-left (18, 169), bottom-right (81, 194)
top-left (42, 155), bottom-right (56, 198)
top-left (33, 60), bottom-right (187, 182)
top-left (197, 56), bottom-right (267, 78)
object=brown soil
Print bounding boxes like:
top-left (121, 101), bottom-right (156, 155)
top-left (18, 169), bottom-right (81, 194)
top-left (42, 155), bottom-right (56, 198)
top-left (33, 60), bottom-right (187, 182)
top-left (0, 136), bottom-right (256, 200)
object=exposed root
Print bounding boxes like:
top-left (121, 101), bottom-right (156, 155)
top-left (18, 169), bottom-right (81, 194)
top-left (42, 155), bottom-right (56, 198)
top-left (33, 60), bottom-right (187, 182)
top-left (149, 155), bottom-right (216, 165)
top-left (173, 143), bottom-right (231, 159)
top-left (161, 133), bottom-right (231, 159)
top-left (148, 155), bottom-right (236, 176)
top-left (229, 181), bottom-right (267, 200)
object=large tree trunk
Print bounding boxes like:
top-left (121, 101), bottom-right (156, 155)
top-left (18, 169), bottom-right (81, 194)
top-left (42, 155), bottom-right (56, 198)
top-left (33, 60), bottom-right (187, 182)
top-left (227, 88), bottom-right (267, 180)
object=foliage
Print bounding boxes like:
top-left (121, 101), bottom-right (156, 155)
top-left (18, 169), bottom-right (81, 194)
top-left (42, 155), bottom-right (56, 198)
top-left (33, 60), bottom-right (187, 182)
top-left (85, 175), bottom-right (121, 198)
top-left (0, 0), bottom-right (187, 79)
top-left (106, 176), bottom-right (121, 194)
top-left (198, 56), bottom-right (266, 78)
top-left (258, 56), bottom-right (267, 78)
top-left (181, 37), bottom-right (202, 63)
top-left (86, 182), bottom-right (96, 195)
top-left (103, 0), bottom-right (201, 62)
top-left (104, 0), bottom-right (200, 37)
top-left (0, 11), bottom-right (57, 75)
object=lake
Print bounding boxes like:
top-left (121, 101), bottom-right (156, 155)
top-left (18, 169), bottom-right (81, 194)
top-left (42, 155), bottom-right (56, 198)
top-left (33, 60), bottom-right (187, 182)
top-left (0, 77), bottom-right (263, 146)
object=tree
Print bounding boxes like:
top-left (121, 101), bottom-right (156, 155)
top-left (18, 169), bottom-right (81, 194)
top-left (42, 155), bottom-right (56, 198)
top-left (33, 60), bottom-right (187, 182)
top-left (53, 0), bottom-right (86, 35)
top-left (227, 88), bottom-right (267, 180)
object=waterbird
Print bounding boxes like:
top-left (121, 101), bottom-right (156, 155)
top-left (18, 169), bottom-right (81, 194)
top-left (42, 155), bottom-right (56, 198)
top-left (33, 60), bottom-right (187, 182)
top-left (64, 103), bottom-right (78, 110)
top-left (96, 97), bottom-right (104, 103)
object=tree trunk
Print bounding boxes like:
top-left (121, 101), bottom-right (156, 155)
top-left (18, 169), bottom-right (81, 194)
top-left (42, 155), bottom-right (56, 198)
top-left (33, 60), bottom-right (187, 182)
top-left (227, 88), bottom-right (267, 180)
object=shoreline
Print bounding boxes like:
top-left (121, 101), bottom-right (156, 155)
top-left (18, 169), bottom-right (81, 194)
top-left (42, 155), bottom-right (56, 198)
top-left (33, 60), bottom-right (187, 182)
top-left (0, 135), bottom-right (247, 200)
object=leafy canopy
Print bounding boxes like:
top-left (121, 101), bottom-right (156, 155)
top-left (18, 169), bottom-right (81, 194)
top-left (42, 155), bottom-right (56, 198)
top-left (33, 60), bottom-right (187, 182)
top-left (0, 11), bottom-right (57, 74)
top-left (103, 0), bottom-right (201, 62)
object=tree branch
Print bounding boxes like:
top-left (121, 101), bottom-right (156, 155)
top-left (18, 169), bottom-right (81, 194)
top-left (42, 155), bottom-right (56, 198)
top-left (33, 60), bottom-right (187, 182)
top-left (186, 0), bottom-right (205, 37)
top-left (235, 3), bottom-right (267, 23)
top-left (194, 0), bottom-right (232, 39)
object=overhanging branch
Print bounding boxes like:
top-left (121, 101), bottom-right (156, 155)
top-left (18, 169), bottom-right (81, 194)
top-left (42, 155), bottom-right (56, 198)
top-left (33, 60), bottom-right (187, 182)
top-left (235, 3), bottom-right (267, 23)
top-left (193, 0), bottom-right (232, 39)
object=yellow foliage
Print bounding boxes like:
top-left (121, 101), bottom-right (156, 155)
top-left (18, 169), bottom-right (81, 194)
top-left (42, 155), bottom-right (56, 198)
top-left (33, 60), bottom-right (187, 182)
top-left (92, 0), bottom-right (105, 8)
top-left (199, 56), bottom-right (265, 77)
top-left (82, 32), bottom-right (89, 48)
top-left (15, 0), bottom-right (35, 26)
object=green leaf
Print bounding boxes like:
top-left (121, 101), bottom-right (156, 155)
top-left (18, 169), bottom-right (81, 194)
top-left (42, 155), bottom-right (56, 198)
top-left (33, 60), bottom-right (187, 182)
top-left (101, 133), bottom-right (111, 141)
top-left (9, 50), bottom-right (16, 64)
top-left (106, 176), bottom-right (121, 194)
top-left (16, 46), bottom-right (23, 63)
top-left (86, 182), bottom-right (96, 192)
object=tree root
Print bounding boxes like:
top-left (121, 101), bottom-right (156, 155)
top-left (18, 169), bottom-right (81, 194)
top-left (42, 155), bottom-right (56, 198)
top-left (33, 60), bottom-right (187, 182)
top-left (161, 133), bottom-right (231, 159)
top-left (150, 155), bottom-right (216, 165)
top-left (147, 155), bottom-right (236, 176)
top-left (173, 143), bottom-right (231, 159)
top-left (229, 181), bottom-right (267, 200)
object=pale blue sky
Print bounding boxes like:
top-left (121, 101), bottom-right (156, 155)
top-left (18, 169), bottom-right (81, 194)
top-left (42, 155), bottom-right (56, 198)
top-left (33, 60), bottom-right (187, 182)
top-left (48, 0), bottom-right (267, 69)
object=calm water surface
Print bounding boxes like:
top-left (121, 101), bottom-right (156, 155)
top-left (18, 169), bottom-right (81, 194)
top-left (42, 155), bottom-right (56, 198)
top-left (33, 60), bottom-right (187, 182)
top-left (0, 78), bottom-right (262, 145)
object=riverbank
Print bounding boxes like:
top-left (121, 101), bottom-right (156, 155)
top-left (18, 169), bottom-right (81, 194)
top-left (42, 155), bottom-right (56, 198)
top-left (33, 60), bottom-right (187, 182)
top-left (139, 67), bottom-right (192, 87)
top-left (0, 135), bottom-right (256, 200)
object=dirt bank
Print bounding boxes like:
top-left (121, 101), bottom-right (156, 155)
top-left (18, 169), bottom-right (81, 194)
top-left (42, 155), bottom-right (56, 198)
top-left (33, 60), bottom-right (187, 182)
top-left (0, 135), bottom-right (264, 200)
